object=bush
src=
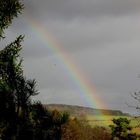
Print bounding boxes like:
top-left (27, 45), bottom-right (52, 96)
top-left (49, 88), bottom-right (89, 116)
top-left (61, 118), bottom-right (111, 140)
top-left (109, 117), bottom-right (138, 140)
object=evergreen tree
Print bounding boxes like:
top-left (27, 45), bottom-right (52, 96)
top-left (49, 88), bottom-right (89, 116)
top-left (109, 118), bottom-right (137, 140)
top-left (0, 1), bottom-right (69, 139)
top-left (0, 0), bottom-right (38, 139)
top-left (0, 1), bottom-right (24, 139)
top-left (0, 0), bottom-right (23, 38)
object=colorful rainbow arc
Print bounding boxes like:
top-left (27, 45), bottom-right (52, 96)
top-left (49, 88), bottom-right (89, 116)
top-left (25, 17), bottom-right (109, 119)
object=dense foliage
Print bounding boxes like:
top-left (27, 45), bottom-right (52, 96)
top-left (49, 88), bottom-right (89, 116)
top-left (0, 0), bottom-right (23, 38)
top-left (0, 0), bottom-right (69, 140)
top-left (61, 118), bottom-right (111, 140)
top-left (109, 118), bottom-right (137, 140)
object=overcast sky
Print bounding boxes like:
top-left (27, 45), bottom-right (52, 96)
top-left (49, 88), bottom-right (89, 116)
top-left (2, 0), bottom-right (140, 114)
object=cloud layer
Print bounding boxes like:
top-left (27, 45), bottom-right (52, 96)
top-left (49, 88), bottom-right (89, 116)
top-left (1, 0), bottom-right (140, 114)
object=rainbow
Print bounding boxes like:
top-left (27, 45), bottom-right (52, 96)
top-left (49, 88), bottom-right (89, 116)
top-left (25, 17), bottom-right (109, 119)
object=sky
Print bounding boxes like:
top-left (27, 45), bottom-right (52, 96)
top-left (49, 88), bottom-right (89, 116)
top-left (2, 0), bottom-right (140, 114)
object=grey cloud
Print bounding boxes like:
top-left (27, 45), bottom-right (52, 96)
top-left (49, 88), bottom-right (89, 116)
top-left (3, 0), bottom-right (140, 113)
top-left (32, 88), bottom-right (86, 107)
top-left (45, 14), bottom-right (140, 52)
top-left (13, 14), bottom-right (140, 57)
top-left (23, 56), bottom-right (78, 90)
top-left (23, 0), bottom-right (140, 21)
top-left (6, 0), bottom-right (140, 55)
top-left (71, 42), bottom-right (140, 87)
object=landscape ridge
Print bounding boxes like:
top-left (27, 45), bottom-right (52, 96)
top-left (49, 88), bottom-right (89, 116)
top-left (44, 104), bottom-right (130, 117)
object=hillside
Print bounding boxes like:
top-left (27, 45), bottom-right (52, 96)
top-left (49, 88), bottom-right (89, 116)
top-left (44, 104), bottom-right (129, 117)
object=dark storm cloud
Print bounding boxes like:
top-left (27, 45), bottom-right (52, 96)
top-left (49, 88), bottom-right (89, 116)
top-left (8, 0), bottom-right (140, 54)
top-left (4, 0), bottom-right (140, 113)
top-left (23, 0), bottom-right (140, 20)
top-left (47, 15), bottom-right (140, 51)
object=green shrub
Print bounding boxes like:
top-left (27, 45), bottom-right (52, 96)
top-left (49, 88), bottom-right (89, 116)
top-left (109, 117), bottom-right (138, 140)
top-left (61, 118), bottom-right (111, 140)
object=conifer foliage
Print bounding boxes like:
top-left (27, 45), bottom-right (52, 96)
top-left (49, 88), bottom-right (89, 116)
top-left (0, 0), bottom-right (69, 140)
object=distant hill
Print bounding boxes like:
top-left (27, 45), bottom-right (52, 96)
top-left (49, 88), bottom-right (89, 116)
top-left (44, 104), bottom-right (129, 117)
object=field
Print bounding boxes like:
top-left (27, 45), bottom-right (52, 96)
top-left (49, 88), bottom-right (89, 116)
top-left (46, 104), bottom-right (140, 135)
top-left (84, 115), bottom-right (140, 134)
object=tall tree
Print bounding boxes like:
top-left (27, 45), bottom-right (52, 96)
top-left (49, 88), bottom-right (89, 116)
top-left (0, 1), bottom-right (39, 139)
top-left (0, 1), bottom-right (69, 140)
top-left (0, 1), bottom-right (24, 139)
top-left (0, 0), bottom-right (23, 38)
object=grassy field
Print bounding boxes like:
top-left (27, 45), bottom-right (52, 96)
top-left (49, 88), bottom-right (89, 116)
top-left (83, 115), bottom-right (140, 134)
top-left (46, 104), bottom-right (140, 135)
top-left (85, 115), bottom-right (128, 127)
